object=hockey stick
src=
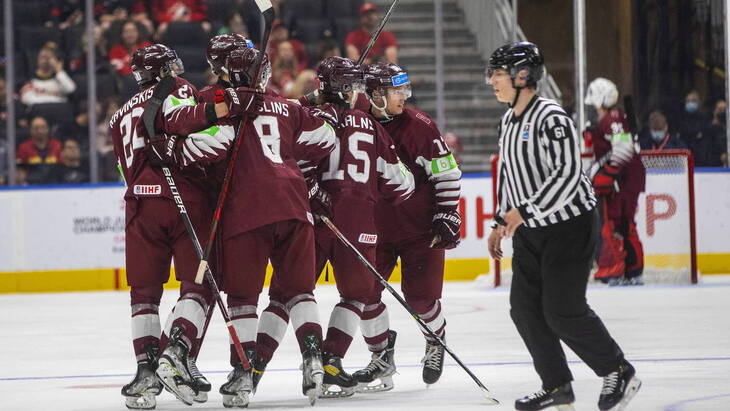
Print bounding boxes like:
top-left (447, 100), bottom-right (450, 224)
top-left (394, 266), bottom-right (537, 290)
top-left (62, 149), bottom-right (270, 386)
top-left (357, 0), bottom-right (399, 65)
top-left (320, 216), bottom-right (499, 404)
top-left (143, 77), bottom-right (252, 371)
top-left (195, 0), bottom-right (275, 285)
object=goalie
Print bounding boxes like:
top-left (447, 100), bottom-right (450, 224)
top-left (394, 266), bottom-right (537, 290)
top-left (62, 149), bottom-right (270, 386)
top-left (584, 78), bottom-right (646, 285)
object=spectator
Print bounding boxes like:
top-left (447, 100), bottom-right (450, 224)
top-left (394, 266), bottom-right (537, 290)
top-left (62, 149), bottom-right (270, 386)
top-left (267, 20), bottom-right (309, 70)
top-left (316, 39), bottom-right (342, 62)
top-left (55, 139), bottom-right (89, 183)
top-left (345, 3), bottom-right (398, 64)
top-left (152, 0), bottom-right (211, 39)
top-left (287, 70), bottom-right (317, 99)
top-left (639, 110), bottom-right (687, 150)
top-left (270, 41), bottom-right (301, 96)
top-left (216, 12), bottom-right (250, 37)
top-left (19, 45), bottom-right (77, 106)
top-left (97, 99), bottom-right (122, 181)
top-left (17, 117), bottom-right (63, 184)
top-left (701, 99), bottom-right (728, 167)
top-left (109, 21), bottom-right (152, 75)
top-left (443, 132), bottom-right (464, 165)
top-left (678, 90), bottom-right (707, 146)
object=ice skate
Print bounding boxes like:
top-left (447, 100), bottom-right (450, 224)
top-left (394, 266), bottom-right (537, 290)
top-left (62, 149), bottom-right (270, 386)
top-left (250, 350), bottom-right (267, 394)
top-left (319, 352), bottom-right (356, 399)
top-left (122, 345), bottom-right (162, 410)
top-left (353, 330), bottom-right (397, 393)
top-left (421, 339), bottom-right (445, 385)
top-left (187, 356), bottom-right (211, 403)
top-left (220, 364), bottom-right (253, 408)
top-left (155, 325), bottom-right (197, 406)
top-left (515, 382), bottom-right (576, 411)
top-left (301, 335), bottom-right (325, 405)
top-left (598, 362), bottom-right (641, 411)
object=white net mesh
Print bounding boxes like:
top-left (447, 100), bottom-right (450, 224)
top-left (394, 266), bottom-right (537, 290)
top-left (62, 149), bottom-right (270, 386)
top-left (492, 150), bottom-right (697, 287)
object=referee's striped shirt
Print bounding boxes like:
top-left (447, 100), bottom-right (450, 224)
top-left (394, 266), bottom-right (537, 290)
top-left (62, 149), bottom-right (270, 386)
top-left (494, 95), bottom-right (597, 228)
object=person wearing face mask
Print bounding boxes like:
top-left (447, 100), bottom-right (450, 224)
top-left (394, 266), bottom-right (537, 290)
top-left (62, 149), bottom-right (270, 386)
top-left (694, 99), bottom-right (728, 167)
top-left (679, 91), bottom-right (707, 147)
top-left (639, 110), bottom-right (687, 150)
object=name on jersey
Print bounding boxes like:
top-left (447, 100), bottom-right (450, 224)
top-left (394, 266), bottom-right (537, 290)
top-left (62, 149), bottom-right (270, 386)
top-left (109, 87), bottom-right (155, 127)
top-left (344, 115), bottom-right (374, 131)
top-left (259, 101), bottom-right (290, 117)
top-left (133, 185), bottom-right (162, 196)
top-left (358, 233), bottom-right (378, 244)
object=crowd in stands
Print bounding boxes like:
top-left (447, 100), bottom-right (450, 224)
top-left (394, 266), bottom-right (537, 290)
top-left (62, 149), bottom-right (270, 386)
top-left (1, 1), bottom-right (725, 186)
top-left (1, 0), bottom-right (403, 185)
top-left (638, 92), bottom-right (727, 167)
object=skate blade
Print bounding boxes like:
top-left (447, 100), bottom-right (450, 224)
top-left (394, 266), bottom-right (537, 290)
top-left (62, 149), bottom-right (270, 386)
top-left (222, 392), bottom-right (250, 408)
top-left (355, 375), bottom-right (394, 393)
top-left (318, 383), bottom-right (355, 399)
top-left (193, 390), bottom-right (208, 403)
top-left (155, 362), bottom-right (196, 406)
top-left (306, 373), bottom-right (323, 405)
top-left (124, 393), bottom-right (156, 410)
top-left (607, 376), bottom-right (642, 411)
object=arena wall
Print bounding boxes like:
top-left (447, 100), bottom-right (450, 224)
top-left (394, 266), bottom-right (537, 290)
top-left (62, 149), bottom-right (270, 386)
top-left (1, 171), bottom-right (728, 293)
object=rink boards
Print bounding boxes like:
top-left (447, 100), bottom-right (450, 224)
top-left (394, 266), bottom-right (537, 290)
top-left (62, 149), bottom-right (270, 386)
top-left (1, 171), bottom-right (729, 292)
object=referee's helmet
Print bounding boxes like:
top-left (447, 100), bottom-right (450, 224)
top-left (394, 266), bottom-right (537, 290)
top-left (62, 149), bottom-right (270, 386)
top-left (487, 42), bottom-right (545, 88)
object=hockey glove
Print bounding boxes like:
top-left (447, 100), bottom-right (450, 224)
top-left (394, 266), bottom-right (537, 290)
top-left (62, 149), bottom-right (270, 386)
top-left (309, 103), bottom-right (340, 128)
top-left (147, 133), bottom-right (179, 166)
top-left (431, 209), bottom-right (462, 249)
top-left (298, 89), bottom-right (324, 107)
top-left (218, 87), bottom-right (263, 118)
top-left (308, 180), bottom-right (332, 220)
top-left (593, 164), bottom-right (620, 195)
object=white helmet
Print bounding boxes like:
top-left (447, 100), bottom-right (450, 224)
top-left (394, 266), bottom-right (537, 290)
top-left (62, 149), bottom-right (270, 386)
top-left (585, 77), bottom-right (619, 108)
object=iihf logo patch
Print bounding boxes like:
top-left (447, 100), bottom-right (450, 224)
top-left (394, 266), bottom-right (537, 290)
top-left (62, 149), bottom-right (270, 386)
top-left (521, 123), bottom-right (531, 140)
top-left (134, 185), bottom-right (162, 196)
top-left (358, 233), bottom-right (378, 244)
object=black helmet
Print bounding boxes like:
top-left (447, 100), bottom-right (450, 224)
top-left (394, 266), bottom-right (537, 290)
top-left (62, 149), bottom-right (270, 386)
top-left (130, 44), bottom-right (184, 88)
top-left (487, 41), bottom-right (544, 88)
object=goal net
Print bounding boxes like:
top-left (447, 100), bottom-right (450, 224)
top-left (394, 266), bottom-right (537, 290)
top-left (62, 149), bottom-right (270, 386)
top-left (490, 149), bottom-right (698, 287)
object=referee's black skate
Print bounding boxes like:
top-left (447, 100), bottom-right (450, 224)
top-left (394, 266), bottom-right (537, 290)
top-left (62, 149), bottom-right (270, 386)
top-left (598, 362), bottom-right (641, 411)
top-left (187, 356), bottom-right (211, 403)
top-left (320, 353), bottom-right (356, 399)
top-left (301, 334), bottom-right (324, 405)
top-left (122, 345), bottom-right (162, 410)
top-left (219, 363), bottom-right (253, 408)
top-left (353, 330), bottom-right (397, 393)
top-left (155, 325), bottom-right (198, 406)
top-left (515, 383), bottom-right (575, 411)
top-left (421, 339), bottom-right (445, 385)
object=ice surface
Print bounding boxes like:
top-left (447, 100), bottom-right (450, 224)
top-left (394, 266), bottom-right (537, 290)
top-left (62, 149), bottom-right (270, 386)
top-left (1, 277), bottom-right (729, 410)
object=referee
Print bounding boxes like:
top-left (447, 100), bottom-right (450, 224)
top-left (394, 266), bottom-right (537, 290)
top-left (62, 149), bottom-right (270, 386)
top-left (486, 42), bottom-right (641, 411)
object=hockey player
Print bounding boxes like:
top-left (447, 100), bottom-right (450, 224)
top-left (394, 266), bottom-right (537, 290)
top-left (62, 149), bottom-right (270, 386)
top-left (112, 43), bottom-right (261, 409)
top-left (152, 34), bottom-right (256, 400)
top-left (584, 78), bottom-right (646, 285)
top-left (165, 47), bottom-right (338, 407)
top-left (306, 57), bottom-right (415, 398)
top-left (351, 63), bottom-right (463, 388)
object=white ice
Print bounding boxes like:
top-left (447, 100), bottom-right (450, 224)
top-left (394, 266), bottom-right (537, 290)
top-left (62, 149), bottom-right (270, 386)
top-left (1, 277), bottom-right (729, 411)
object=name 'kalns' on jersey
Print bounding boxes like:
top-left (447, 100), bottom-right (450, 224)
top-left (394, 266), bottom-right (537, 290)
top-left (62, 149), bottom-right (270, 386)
top-left (343, 114), bottom-right (374, 131)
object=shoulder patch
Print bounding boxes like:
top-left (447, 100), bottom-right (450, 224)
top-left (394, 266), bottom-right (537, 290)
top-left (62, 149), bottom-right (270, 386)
top-left (415, 111), bottom-right (432, 125)
top-left (545, 122), bottom-right (569, 141)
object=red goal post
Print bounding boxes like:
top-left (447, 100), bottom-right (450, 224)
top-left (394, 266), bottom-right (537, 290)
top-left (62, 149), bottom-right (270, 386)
top-left (489, 149), bottom-right (698, 286)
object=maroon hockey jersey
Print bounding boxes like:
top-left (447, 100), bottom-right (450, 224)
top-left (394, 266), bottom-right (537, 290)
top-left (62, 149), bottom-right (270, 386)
top-left (317, 104), bottom-right (414, 205)
top-left (180, 94), bottom-right (338, 236)
top-left (354, 96), bottom-right (462, 241)
top-left (589, 108), bottom-right (646, 194)
top-left (110, 77), bottom-right (217, 220)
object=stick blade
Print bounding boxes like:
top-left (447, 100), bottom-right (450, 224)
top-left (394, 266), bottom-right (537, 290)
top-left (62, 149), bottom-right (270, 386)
top-left (481, 389), bottom-right (500, 405)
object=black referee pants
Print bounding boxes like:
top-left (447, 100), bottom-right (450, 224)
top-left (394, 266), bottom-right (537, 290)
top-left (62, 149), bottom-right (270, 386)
top-left (509, 210), bottom-right (625, 389)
